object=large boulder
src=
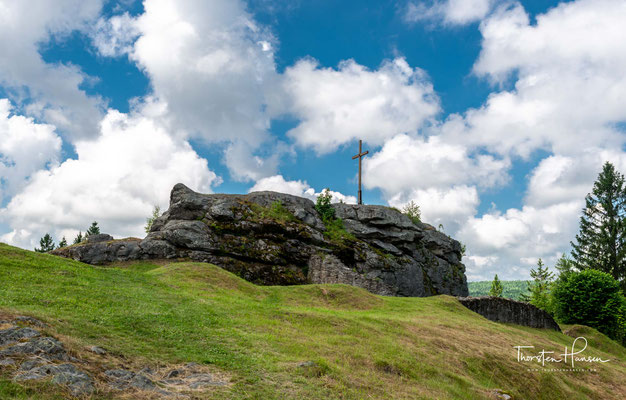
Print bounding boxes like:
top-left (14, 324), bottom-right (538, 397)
top-left (51, 183), bottom-right (469, 297)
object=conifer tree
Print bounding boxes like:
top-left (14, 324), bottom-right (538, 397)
top-left (73, 231), bottom-right (83, 245)
top-left (86, 221), bottom-right (100, 237)
top-left (57, 237), bottom-right (67, 248)
top-left (35, 233), bottom-right (55, 253)
top-left (489, 274), bottom-right (503, 297)
top-left (519, 258), bottom-right (554, 312)
top-left (571, 162), bottom-right (626, 287)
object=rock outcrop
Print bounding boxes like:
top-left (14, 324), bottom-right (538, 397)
top-left (52, 184), bottom-right (469, 297)
top-left (458, 296), bottom-right (561, 331)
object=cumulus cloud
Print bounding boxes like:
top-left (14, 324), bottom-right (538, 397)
top-left (281, 58), bottom-right (439, 154)
top-left (0, 108), bottom-right (220, 249)
top-left (249, 175), bottom-right (357, 204)
top-left (91, 13), bottom-right (139, 57)
top-left (0, 99), bottom-right (62, 200)
top-left (452, 0), bottom-right (626, 157)
top-left (0, 0), bottom-right (105, 138)
top-left (405, 0), bottom-right (493, 26)
top-left (129, 0), bottom-right (278, 144)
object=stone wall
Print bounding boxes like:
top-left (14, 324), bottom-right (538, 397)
top-left (458, 296), bottom-right (561, 331)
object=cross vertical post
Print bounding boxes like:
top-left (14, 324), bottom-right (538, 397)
top-left (352, 140), bottom-right (369, 205)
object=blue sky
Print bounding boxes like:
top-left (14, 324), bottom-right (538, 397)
top-left (1, 0), bottom-right (625, 281)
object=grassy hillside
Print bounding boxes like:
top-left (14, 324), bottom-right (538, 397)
top-left (1, 243), bottom-right (625, 399)
top-left (468, 280), bottom-right (531, 300)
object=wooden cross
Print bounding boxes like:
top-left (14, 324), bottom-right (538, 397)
top-left (352, 139), bottom-right (369, 205)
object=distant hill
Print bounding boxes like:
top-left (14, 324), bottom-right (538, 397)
top-left (1, 244), bottom-right (625, 399)
top-left (468, 280), bottom-right (530, 300)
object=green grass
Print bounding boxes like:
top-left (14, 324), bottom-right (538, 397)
top-left (1, 243), bottom-right (625, 399)
top-left (469, 280), bottom-right (531, 300)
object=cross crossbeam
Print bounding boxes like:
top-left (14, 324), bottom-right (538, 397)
top-left (352, 140), bottom-right (369, 205)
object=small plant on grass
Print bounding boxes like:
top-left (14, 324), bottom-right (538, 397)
top-left (402, 200), bottom-right (421, 224)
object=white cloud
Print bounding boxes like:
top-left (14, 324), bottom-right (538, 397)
top-left (451, 0), bottom-right (626, 158)
top-left (0, 108), bottom-right (220, 249)
top-left (280, 58), bottom-right (439, 154)
top-left (364, 134), bottom-right (509, 194)
top-left (91, 13), bottom-right (139, 57)
top-left (249, 175), bottom-right (357, 204)
top-left (129, 0), bottom-right (278, 145)
top-left (405, 0), bottom-right (493, 26)
top-left (0, 0), bottom-right (105, 138)
top-left (0, 99), bottom-right (62, 199)
top-left (388, 185), bottom-right (480, 233)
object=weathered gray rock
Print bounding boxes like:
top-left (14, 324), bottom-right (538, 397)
top-left (0, 337), bottom-right (68, 360)
top-left (51, 183), bottom-right (469, 297)
top-left (0, 327), bottom-right (40, 346)
top-left (14, 363), bottom-right (95, 396)
top-left (85, 233), bottom-right (114, 243)
top-left (458, 296), bottom-right (561, 331)
top-left (14, 316), bottom-right (46, 327)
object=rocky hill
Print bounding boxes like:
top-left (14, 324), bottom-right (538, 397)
top-left (52, 183), bottom-right (468, 297)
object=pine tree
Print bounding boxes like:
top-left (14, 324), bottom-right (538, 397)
top-left (489, 274), bottom-right (503, 297)
top-left (34, 233), bottom-right (55, 253)
top-left (73, 231), bottom-right (83, 245)
top-left (57, 237), bottom-right (67, 249)
top-left (86, 221), bottom-right (100, 237)
top-left (571, 162), bottom-right (626, 287)
top-left (519, 258), bottom-right (554, 312)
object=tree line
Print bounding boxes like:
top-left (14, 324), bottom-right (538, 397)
top-left (35, 221), bottom-right (101, 252)
top-left (489, 162), bottom-right (626, 345)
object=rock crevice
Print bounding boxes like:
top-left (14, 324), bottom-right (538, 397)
top-left (52, 183), bottom-right (469, 297)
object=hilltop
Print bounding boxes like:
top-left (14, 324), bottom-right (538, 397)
top-left (1, 244), bottom-right (625, 399)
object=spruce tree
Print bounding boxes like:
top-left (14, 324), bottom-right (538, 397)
top-left (57, 237), bottom-right (67, 249)
top-left (86, 221), bottom-right (100, 237)
top-left (73, 231), bottom-right (83, 244)
top-left (35, 233), bottom-right (55, 253)
top-left (519, 258), bottom-right (554, 312)
top-left (489, 274), bottom-right (503, 297)
top-left (571, 162), bottom-right (626, 287)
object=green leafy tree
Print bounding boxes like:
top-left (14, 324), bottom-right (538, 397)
top-left (315, 189), bottom-right (335, 222)
top-left (553, 269), bottom-right (626, 344)
top-left (34, 233), bottom-right (55, 253)
top-left (57, 237), bottom-right (67, 249)
top-left (86, 221), bottom-right (100, 237)
top-left (402, 200), bottom-right (421, 224)
top-left (519, 258), bottom-right (554, 313)
top-left (489, 274), bottom-right (503, 297)
top-left (145, 205), bottom-right (162, 233)
top-left (73, 231), bottom-right (83, 245)
top-left (571, 162), bottom-right (626, 288)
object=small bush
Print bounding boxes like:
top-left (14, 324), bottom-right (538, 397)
top-left (315, 189), bottom-right (335, 221)
top-left (552, 269), bottom-right (625, 344)
top-left (402, 201), bottom-right (421, 224)
top-left (145, 205), bottom-right (162, 233)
